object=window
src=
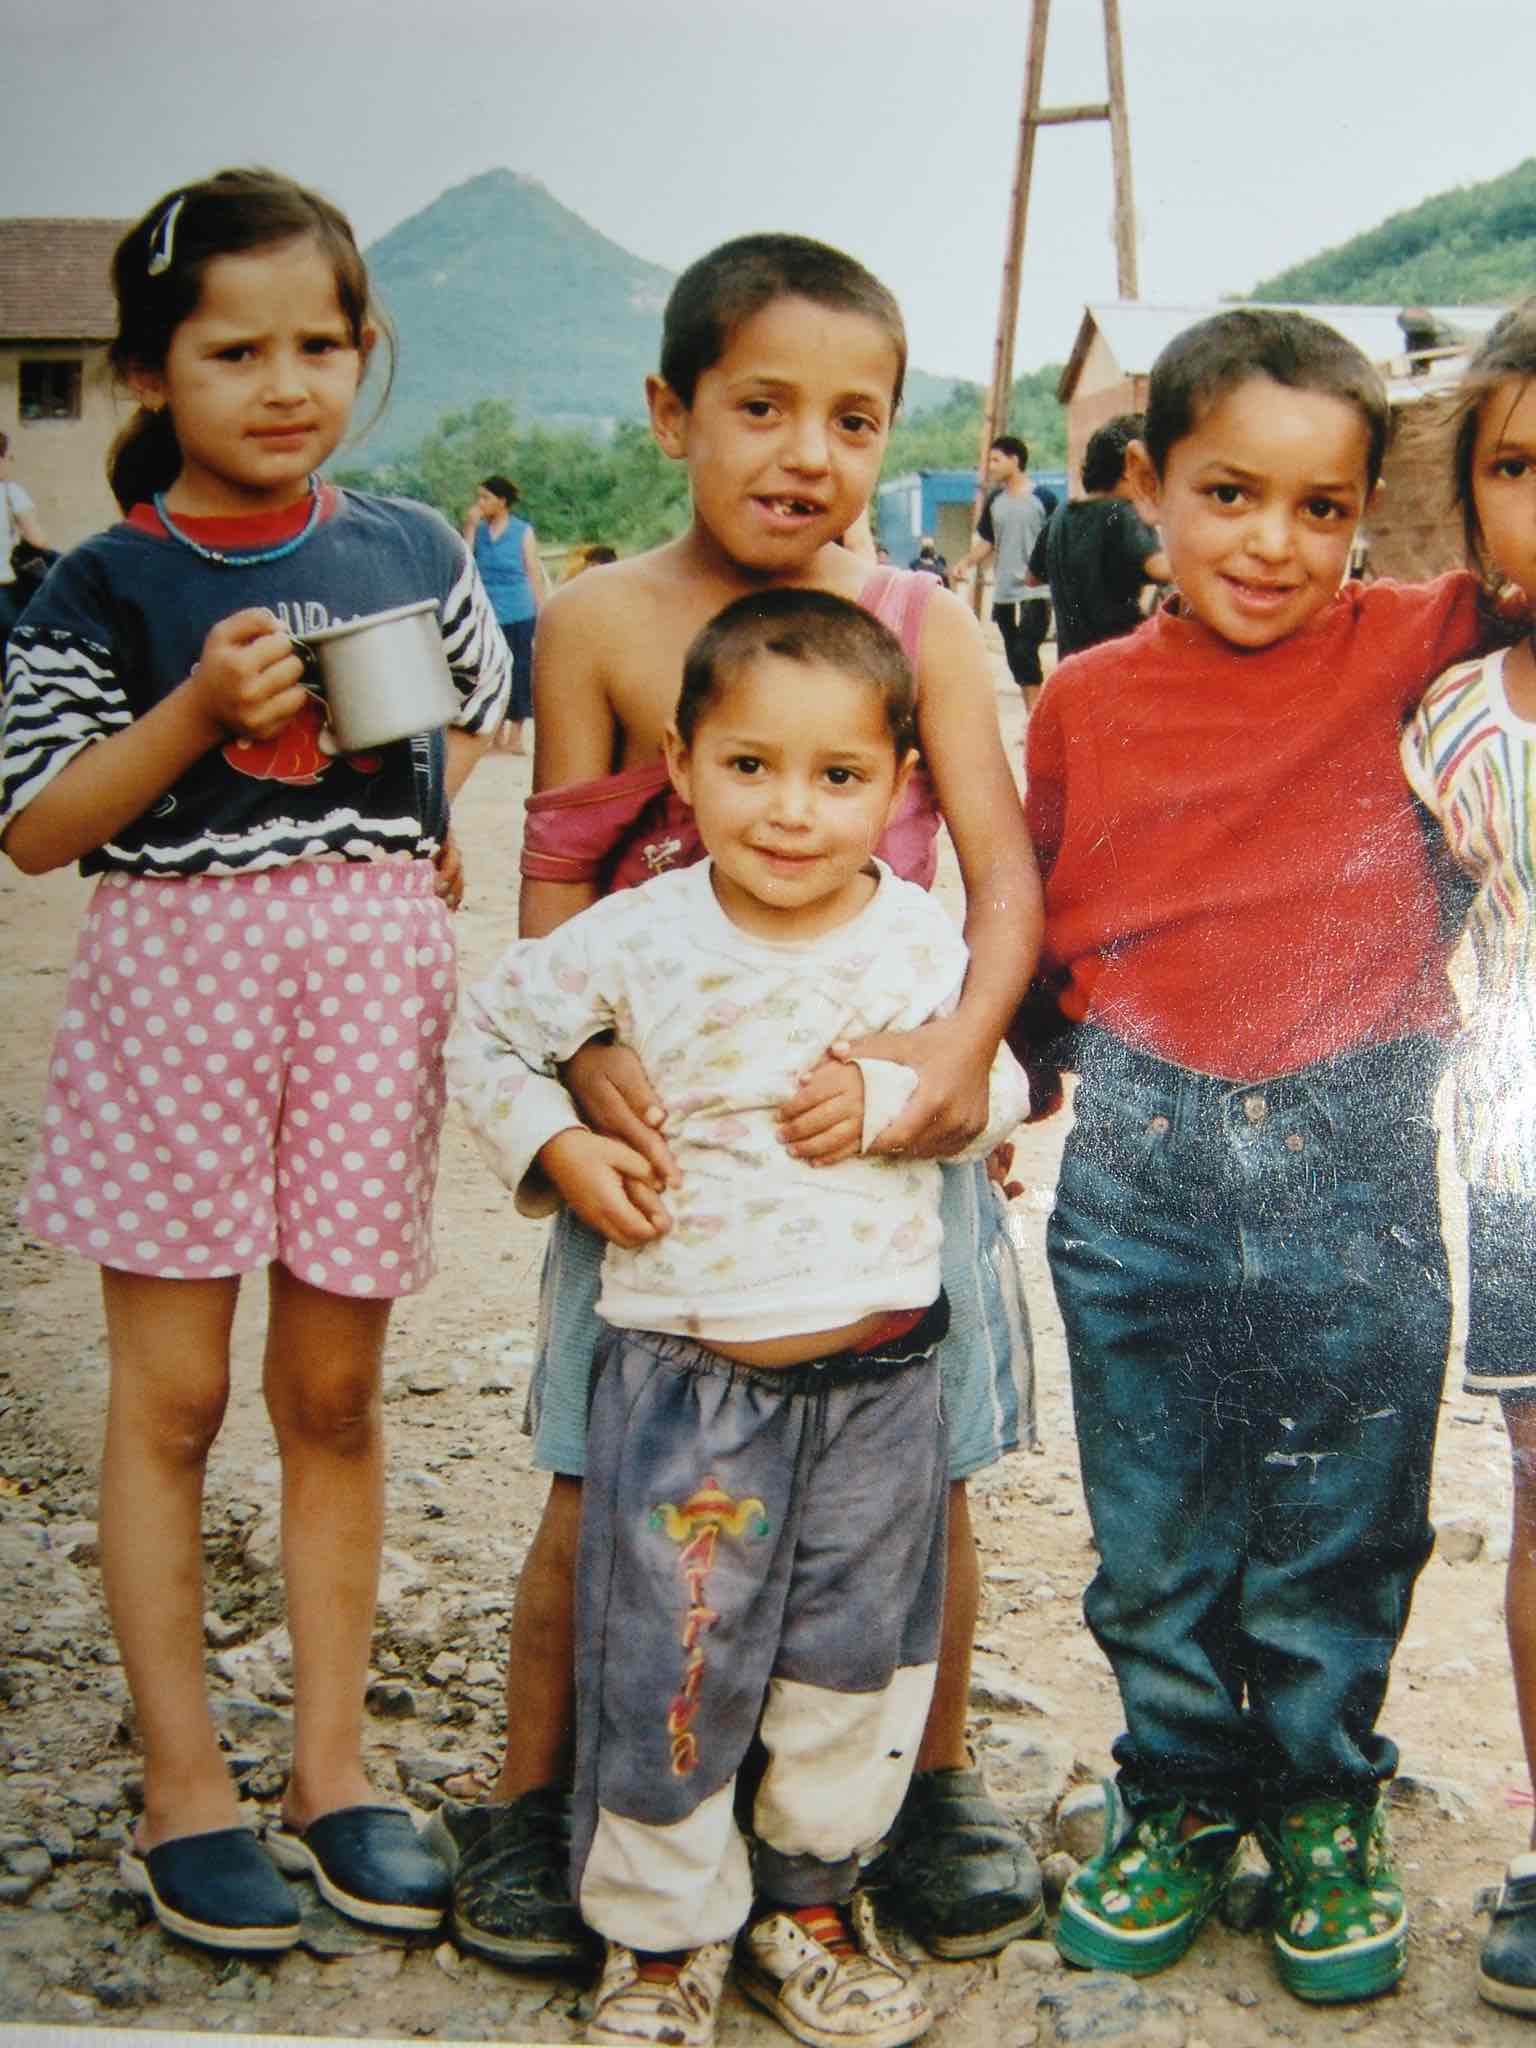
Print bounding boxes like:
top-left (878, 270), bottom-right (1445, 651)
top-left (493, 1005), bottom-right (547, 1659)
top-left (19, 360), bottom-right (82, 421)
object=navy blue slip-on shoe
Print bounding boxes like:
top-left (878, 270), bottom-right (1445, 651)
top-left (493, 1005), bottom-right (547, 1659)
top-left (1478, 1854), bottom-right (1536, 2014)
top-left (119, 1827), bottom-right (302, 1952)
top-left (267, 1805), bottom-right (449, 1930)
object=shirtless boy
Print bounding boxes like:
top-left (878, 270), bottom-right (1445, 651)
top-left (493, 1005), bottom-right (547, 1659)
top-left (431, 233), bottom-right (1044, 1974)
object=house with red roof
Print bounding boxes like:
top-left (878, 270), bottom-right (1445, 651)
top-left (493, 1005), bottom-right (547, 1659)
top-left (1, 218), bottom-right (133, 548)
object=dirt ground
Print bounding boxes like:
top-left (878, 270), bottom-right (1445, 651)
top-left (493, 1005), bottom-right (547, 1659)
top-left (1, 675), bottom-right (1532, 2046)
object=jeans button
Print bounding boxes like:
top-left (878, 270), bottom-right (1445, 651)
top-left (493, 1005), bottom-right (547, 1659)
top-left (1285, 1132), bottom-right (1305, 1152)
top-left (1243, 1093), bottom-right (1267, 1125)
top-left (1147, 1114), bottom-right (1170, 1134)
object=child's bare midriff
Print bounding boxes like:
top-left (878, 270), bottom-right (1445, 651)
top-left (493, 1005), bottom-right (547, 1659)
top-left (688, 1310), bottom-right (904, 1368)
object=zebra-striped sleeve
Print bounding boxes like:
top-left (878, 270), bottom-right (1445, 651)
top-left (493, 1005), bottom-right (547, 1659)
top-left (441, 548), bottom-right (512, 735)
top-left (2, 626), bottom-right (133, 839)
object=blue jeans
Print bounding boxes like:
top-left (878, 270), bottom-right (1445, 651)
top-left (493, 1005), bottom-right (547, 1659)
top-left (1048, 1029), bottom-right (1449, 1818)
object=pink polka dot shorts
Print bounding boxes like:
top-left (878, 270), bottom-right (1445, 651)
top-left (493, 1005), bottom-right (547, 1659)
top-left (20, 861), bottom-right (456, 1297)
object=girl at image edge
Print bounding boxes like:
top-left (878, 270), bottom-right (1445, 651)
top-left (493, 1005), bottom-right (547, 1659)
top-left (1401, 300), bottom-right (1536, 2019)
top-left (0, 169), bottom-right (508, 1952)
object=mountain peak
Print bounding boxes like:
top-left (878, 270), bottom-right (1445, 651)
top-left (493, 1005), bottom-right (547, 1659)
top-left (363, 174), bottom-right (676, 457)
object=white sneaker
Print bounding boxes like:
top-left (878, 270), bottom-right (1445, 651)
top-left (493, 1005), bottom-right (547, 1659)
top-left (586, 1937), bottom-right (732, 2047)
top-left (738, 1893), bottom-right (930, 2048)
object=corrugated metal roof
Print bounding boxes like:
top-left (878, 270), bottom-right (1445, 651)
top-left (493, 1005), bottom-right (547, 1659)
top-left (0, 219), bottom-right (128, 341)
top-left (1060, 300), bottom-right (1508, 402)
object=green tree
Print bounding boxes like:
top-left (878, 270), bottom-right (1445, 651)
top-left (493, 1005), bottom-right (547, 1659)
top-left (334, 399), bottom-right (691, 555)
top-left (882, 366), bottom-right (1067, 481)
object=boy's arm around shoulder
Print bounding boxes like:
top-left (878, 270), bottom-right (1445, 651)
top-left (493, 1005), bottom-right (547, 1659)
top-left (855, 886), bottom-right (1032, 1157)
top-left (1354, 569), bottom-right (1484, 707)
top-left (783, 590), bottom-right (1041, 1159)
top-left (913, 586), bottom-right (1042, 1027)
top-left (854, 587), bottom-right (1042, 1155)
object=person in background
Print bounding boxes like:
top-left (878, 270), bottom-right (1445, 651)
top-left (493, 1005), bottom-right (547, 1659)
top-left (1027, 415), bottom-right (1170, 658)
top-left (464, 474), bottom-right (548, 755)
top-left (0, 429), bottom-right (53, 658)
top-left (951, 435), bottom-right (1050, 695)
top-left (909, 535), bottom-right (949, 587)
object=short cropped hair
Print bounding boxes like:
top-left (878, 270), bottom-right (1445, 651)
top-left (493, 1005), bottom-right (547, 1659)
top-left (1143, 309), bottom-right (1391, 490)
top-left (1080, 413), bottom-right (1144, 494)
top-left (660, 234), bottom-right (907, 412)
top-left (1451, 299), bottom-right (1536, 570)
top-left (676, 588), bottom-right (915, 756)
top-left (480, 474), bottom-right (520, 507)
top-left (991, 434), bottom-right (1028, 466)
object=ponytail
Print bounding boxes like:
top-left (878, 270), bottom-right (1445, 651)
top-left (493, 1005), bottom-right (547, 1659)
top-left (106, 168), bottom-right (389, 508)
top-left (107, 407), bottom-right (182, 515)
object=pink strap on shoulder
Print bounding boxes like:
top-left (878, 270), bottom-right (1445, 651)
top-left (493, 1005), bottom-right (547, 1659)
top-left (857, 565), bottom-right (938, 673)
top-left (857, 567), bottom-right (942, 890)
top-left (520, 759), bottom-right (672, 883)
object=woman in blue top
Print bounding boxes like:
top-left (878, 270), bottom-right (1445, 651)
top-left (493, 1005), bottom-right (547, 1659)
top-left (463, 473), bottom-right (547, 754)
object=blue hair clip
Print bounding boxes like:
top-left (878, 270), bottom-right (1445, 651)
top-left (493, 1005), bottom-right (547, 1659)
top-left (146, 195), bottom-right (186, 277)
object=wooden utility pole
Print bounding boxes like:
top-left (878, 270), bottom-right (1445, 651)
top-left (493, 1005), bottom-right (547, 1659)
top-left (974, 0), bottom-right (1139, 553)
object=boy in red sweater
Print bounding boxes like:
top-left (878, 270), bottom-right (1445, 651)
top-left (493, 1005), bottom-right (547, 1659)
top-left (1028, 309), bottom-right (1481, 2005)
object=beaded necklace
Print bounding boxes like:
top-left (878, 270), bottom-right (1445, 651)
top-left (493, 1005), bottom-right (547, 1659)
top-left (153, 476), bottom-right (323, 567)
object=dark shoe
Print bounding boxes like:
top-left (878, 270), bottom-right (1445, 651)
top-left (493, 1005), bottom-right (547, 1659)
top-left (865, 1763), bottom-right (1043, 1958)
top-left (1256, 1795), bottom-right (1406, 2003)
top-left (1479, 1854), bottom-right (1536, 2014)
top-left (422, 1785), bottom-right (590, 1967)
top-left (1055, 1781), bottom-right (1241, 1976)
top-left (119, 1826), bottom-right (302, 1953)
top-left (267, 1805), bottom-right (449, 1931)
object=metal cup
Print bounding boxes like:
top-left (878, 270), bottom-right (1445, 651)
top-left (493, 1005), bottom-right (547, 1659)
top-left (293, 599), bottom-right (460, 750)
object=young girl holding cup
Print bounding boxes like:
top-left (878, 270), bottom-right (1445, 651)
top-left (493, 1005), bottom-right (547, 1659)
top-left (0, 168), bottom-right (508, 1951)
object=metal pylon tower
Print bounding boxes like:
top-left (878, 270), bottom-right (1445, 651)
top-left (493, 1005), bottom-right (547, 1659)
top-left (978, 0), bottom-right (1138, 476)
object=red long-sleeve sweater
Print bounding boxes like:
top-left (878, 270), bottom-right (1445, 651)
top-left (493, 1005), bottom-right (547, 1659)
top-left (1024, 574), bottom-right (1483, 1081)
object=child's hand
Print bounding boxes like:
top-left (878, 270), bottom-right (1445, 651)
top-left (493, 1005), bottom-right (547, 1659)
top-left (988, 1139), bottom-right (1024, 1201)
top-left (796, 1015), bottom-right (992, 1159)
top-left (188, 609), bottom-right (310, 742)
top-left (433, 826), bottom-right (465, 910)
top-left (562, 1039), bottom-right (680, 1188)
top-left (775, 1057), bottom-right (866, 1165)
top-left (538, 1128), bottom-right (671, 1248)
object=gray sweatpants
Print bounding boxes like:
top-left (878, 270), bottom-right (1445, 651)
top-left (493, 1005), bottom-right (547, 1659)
top-left (572, 1303), bottom-right (950, 1953)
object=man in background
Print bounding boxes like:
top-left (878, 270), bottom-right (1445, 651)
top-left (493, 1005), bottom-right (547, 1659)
top-left (1028, 415), bottom-right (1170, 659)
top-left (952, 436), bottom-right (1050, 694)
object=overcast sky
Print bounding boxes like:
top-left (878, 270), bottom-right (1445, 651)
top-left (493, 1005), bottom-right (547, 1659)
top-left (8, 0), bottom-right (1532, 386)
